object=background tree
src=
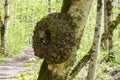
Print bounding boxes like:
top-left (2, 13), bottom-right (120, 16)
top-left (107, 0), bottom-right (114, 61)
top-left (48, 0), bottom-right (51, 13)
top-left (103, 0), bottom-right (109, 51)
top-left (3, 0), bottom-right (10, 55)
top-left (0, 11), bottom-right (4, 54)
top-left (0, 0), bottom-right (10, 55)
top-left (87, 0), bottom-right (103, 80)
top-left (103, 0), bottom-right (114, 61)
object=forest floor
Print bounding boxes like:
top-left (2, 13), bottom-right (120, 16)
top-left (0, 48), bottom-right (120, 80)
top-left (0, 48), bottom-right (39, 80)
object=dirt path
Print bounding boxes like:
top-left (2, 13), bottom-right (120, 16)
top-left (0, 48), bottom-right (39, 80)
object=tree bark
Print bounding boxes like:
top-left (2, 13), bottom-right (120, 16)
top-left (0, 11), bottom-right (4, 54)
top-left (68, 50), bottom-right (92, 80)
top-left (103, 0), bottom-right (114, 61)
top-left (103, 0), bottom-right (109, 51)
top-left (100, 13), bottom-right (120, 62)
top-left (33, 0), bottom-right (93, 80)
top-left (87, 0), bottom-right (103, 80)
top-left (48, 0), bottom-right (51, 13)
top-left (109, 72), bottom-right (120, 80)
top-left (3, 0), bottom-right (10, 55)
top-left (101, 13), bottom-right (120, 45)
top-left (107, 0), bottom-right (114, 61)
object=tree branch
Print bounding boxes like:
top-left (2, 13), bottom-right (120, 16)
top-left (109, 72), bottom-right (120, 80)
top-left (101, 13), bottom-right (120, 44)
top-left (67, 48), bottom-right (94, 80)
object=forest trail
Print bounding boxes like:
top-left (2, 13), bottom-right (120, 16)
top-left (0, 48), bottom-right (39, 80)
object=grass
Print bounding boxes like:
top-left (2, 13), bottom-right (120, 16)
top-left (10, 60), bottom-right (43, 80)
top-left (0, 50), bottom-right (23, 64)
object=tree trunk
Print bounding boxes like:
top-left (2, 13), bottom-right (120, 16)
top-left (87, 0), bottom-right (103, 80)
top-left (101, 13), bottom-right (120, 62)
top-left (103, 0), bottom-right (109, 51)
top-left (118, 0), bottom-right (120, 39)
top-left (33, 0), bottom-right (93, 80)
top-left (3, 0), bottom-right (10, 55)
top-left (102, 0), bottom-right (114, 61)
top-left (0, 11), bottom-right (4, 54)
top-left (101, 13), bottom-right (120, 43)
top-left (13, 0), bottom-right (17, 27)
top-left (48, 0), bottom-right (51, 13)
top-left (107, 0), bottom-right (114, 61)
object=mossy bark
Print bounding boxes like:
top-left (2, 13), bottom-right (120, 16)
top-left (33, 0), bottom-right (93, 80)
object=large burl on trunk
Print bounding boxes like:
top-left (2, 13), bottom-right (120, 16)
top-left (33, 13), bottom-right (76, 64)
top-left (33, 0), bottom-right (93, 80)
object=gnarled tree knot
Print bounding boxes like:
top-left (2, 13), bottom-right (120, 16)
top-left (33, 13), bottom-right (76, 64)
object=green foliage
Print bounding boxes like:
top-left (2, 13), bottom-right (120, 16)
top-left (0, 55), bottom-right (12, 64)
top-left (0, 0), bottom-right (63, 55)
top-left (97, 70), bottom-right (110, 80)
